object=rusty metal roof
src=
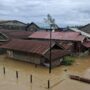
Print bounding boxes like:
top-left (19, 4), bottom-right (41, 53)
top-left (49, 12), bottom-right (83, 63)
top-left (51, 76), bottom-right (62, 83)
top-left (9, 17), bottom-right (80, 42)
top-left (7, 31), bottom-right (33, 39)
top-left (58, 41), bottom-right (73, 50)
top-left (29, 31), bottom-right (85, 42)
top-left (44, 49), bottom-right (70, 60)
top-left (1, 39), bottom-right (71, 60)
top-left (1, 39), bottom-right (55, 55)
top-left (0, 30), bottom-right (33, 39)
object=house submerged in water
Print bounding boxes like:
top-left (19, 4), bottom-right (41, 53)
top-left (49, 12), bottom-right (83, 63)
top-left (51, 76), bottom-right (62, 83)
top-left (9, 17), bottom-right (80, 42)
top-left (28, 31), bottom-right (87, 55)
top-left (1, 39), bottom-right (70, 67)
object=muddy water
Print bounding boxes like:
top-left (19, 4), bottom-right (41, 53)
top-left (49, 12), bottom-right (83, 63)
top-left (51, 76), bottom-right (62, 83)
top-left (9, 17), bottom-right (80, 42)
top-left (0, 55), bottom-right (90, 90)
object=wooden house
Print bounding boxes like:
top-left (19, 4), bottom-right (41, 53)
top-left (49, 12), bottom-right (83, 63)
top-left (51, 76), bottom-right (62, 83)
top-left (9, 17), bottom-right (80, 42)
top-left (1, 39), bottom-right (70, 67)
top-left (25, 22), bottom-right (62, 32)
top-left (28, 31), bottom-right (86, 55)
top-left (25, 22), bottom-right (40, 32)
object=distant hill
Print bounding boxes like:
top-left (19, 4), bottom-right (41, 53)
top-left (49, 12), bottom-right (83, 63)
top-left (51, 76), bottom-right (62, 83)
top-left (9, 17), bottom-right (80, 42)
top-left (79, 24), bottom-right (90, 33)
top-left (0, 20), bottom-right (26, 26)
top-left (0, 20), bottom-right (26, 30)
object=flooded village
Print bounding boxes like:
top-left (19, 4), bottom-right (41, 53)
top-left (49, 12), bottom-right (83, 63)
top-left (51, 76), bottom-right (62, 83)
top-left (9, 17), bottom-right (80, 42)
top-left (0, 18), bottom-right (89, 90)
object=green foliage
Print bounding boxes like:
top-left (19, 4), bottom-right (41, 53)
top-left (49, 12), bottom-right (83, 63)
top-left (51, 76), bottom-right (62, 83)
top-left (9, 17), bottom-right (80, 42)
top-left (62, 56), bottom-right (75, 66)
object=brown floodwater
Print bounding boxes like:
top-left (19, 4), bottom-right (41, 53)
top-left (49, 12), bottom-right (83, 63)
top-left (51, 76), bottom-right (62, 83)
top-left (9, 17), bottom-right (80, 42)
top-left (0, 55), bottom-right (90, 90)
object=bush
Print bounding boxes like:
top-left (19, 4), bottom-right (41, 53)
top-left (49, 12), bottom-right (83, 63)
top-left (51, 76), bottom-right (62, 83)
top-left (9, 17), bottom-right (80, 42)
top-left (62, 56), bottom-right (75, 66)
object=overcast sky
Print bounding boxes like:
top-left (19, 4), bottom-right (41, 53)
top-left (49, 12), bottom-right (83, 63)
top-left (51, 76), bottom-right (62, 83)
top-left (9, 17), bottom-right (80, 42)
top-left (0, 0), bottom-right (90, 27)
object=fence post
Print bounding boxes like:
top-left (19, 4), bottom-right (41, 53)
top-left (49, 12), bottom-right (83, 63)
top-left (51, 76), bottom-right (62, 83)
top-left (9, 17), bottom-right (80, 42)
top-left (16, 71), bottom-right (18, 79)
top-left (3, 67), bottom-right (5, 75)
top-left (35, 64), bottom-right (37, 68)
top-left (48, 80), bottom-right (50, 89)
top-left (30, 75), bottom-right (32, 83)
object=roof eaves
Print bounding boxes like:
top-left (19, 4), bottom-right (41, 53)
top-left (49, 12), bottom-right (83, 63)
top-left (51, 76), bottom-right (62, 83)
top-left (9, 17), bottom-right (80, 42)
top-left (42, 42), bottom-right (55, 55)
top-left (43, 51), bottom-right (71, 61)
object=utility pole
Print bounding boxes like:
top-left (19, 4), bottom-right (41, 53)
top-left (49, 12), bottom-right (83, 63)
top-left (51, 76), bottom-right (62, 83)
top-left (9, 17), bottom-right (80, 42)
top-left (49, 24), bottom-right (52, 73)
top-left (44, 14), bottom-right (57, 73)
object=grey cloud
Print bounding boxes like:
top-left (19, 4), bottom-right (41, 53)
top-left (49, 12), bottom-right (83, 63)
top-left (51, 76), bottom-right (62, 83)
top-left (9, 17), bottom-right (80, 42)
top-left (0, 0), bottom-right (90, 26)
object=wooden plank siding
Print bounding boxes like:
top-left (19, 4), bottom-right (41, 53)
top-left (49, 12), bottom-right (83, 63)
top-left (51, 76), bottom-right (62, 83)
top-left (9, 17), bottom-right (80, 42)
top-left (6, 50), bottom-right (45, 64)
top-left (6, 50), bottom-right (64, 67)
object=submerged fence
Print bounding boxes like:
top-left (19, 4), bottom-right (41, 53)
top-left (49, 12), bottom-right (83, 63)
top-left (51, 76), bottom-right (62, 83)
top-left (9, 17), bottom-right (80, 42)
top-left (0, 66), bottom-right (66, 89)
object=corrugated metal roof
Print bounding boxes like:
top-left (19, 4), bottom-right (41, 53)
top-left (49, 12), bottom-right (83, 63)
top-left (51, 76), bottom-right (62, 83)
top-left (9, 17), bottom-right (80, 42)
top-left (7, 31), bottom-right (33, 39)
top-left (29, 31), bottom-right (85, 42)
top-left (1, 39), bottom-right (71, 61)
top-left (0, 30), bottom-right (33, 39)
top-left (58, 42), bottom-right (73, 50)
top-left (70, 28), bottom-right (90, 38)
top-left (44, 49), bottom-right (70, 60)
top-left (1, 39), bottom-right (55, 55)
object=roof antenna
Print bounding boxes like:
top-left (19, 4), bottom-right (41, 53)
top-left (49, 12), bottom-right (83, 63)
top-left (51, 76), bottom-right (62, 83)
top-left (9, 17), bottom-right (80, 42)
top-left (44, 14), bottom-right (57, 73)
top-left (44, 14), bottom-right (58, 32)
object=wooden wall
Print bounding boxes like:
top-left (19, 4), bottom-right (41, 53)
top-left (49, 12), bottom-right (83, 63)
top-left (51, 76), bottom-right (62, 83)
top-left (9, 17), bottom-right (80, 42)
top-left (6, 50), bottom-right (45, 64)
top-left (6, 50), bottom-right (64, 67)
